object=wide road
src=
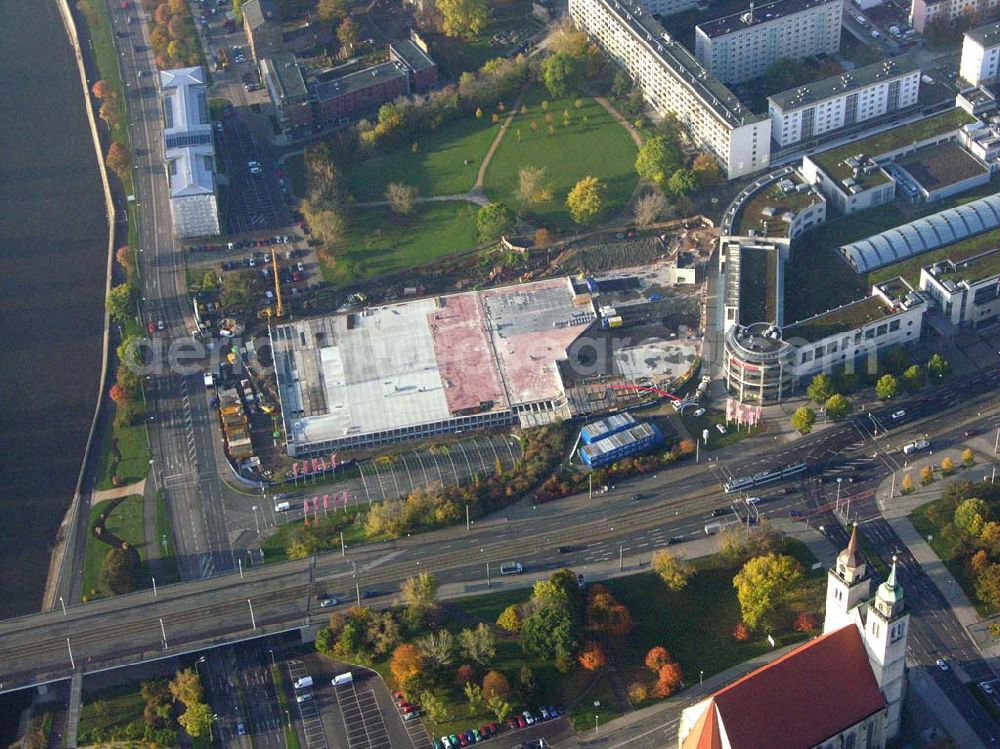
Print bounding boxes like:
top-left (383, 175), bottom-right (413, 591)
top-left (6, 367), bottom-right (999, 692)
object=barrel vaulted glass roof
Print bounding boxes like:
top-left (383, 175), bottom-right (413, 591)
top-left (840, 194), bottom-right (1000, 273)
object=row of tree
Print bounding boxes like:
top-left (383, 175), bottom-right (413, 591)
top-left (140, 0), bottom-right (203, 69)
top-left (790, 351), bottom-right (951, 434)
top-left (106, 247), bottom-right (148, 438)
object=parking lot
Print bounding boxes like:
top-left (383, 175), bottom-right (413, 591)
top-left (287, 659), bottom-right (330, 749)
top-left (221, 114), bottom-right (280, 233)
top-left (334, 679), bottom-right (392, 749)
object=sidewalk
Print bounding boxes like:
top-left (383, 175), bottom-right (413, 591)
top-left (876, 444), bottom-right (1000, 658)
top-left (90, 477), bottom-right (146, 503)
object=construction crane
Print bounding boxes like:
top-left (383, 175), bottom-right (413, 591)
top-left (270, 246), bottom-right (283, 318)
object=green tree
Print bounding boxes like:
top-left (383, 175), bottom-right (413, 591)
top-left (401, 571), bottom-right (438, 618)
top-left (100, 546), bottom-right (139, 595)
top-left (420, 691), bottom-right (451, 723)
top-left (651, 549), bottom-right (690, 591)
top-left (459, 623), bottom-right (497, 665)
top-left (955, 497), bottom-right (989, 538)
top-left (667, 168), bottom-right (697, 197)
top-left (220, 269), bottom-right (259, 318)
top-left (518, 665), bottom-right (539, 701)
top-left (316, 0), bottom-right (346, 23)
top-left (107, 282), bottom-right (136, 323)
top-left (542, 53), bottom-right (579, 98)
top-left (232, 0), bottom-right (244, 22)
top-left (806, 373), bottom-right (834, 404)
top-left (169, 669), bottom-right (204, 706)
top-left (178, 701), bottom-right (212, 737)
top-left (733, 553), bottom-right (803, 631)
top-left (824, 393), bottom-right (850, 420)
top-left (437, 0), bottom-right (492, 38)
top-left (315, 627), bottom-right (335, 654)
top-left (900, 364), bottom-right (925, 392)
top-left (202, 270), bottom-right (218, 292)
top-left (337, 621), bottom-right (363, 655)
top-left (875, 374), bottom-right (898, 401)
top-left (476, 202), bottom-right (514, 242)
top-left (634, 136), bottom-right (681, 187)
top-left (366, 611), bottom-right (402, 657)
top-left (566, 176), bottom-right (604, 224)
top-left (464, 682), bottom-right (485, 714)
top-left (519, 605), bottom-right (577, 661)
top-left (881, 346), bottom-right (911, 376)
top-left (927, 353), bottom-right (951, 384)
top-left (692, 153), bottom-right (721, 187)
top-left (790, 406), bottom-right (816, 434)
top-left (487, 693), bottom-right (512, 723)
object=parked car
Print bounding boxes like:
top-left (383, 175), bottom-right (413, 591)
top-left (982, 681), bottom-right (995, 695)
top-left (715, 423), bottom-right (727, 435)
top-left (936, 658), bottom-right (949, 671)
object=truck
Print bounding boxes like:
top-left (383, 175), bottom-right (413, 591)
top-left (600, 315), bottom-right (623, 329)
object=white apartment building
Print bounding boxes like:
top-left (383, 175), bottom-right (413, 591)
top-left (961, 22), bottom-right (1000, 86)
top-left (910, 0), bottom-right (1000, 33)
top-left (920, 248), bottom-right (1000, 330)
top-left (694, 0), bottom-right (843, 84)
top-left (569, 0), bottom-right (771, 178)
top-left (159, 67), bottom-right (221, 238)
top-left (769, 57), bottom-right (921, 147)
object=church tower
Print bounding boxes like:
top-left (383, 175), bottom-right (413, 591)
top-left (824, 525), bottom-right (871, 634)
top-left (863, 557), bottom-right (910, 740)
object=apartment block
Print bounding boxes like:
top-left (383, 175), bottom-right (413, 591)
top-left (694, 0), bottom-right (843, 84)
top-left (569, 0), bottom-right (771, 178)
top-left (769, 57), bottom-right (921, 147)
top-left (960, 22), bottom-right (1000, 85)
top-left (910, 0), bottom-right (1000, 34)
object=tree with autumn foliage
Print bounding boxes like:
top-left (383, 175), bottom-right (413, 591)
top-left (732, 622), bottom-right (750, 641)
top-left (106, 141), bottom-right (131, 180)
top-left (579, 641), bottom-right (606, 671)
top-left (390, 644), bottom-right (425, 691)
top-left (91, 79), bottom-right (110, 99)
top-left (793, 611), bottom-right (816, 632)
top-left (644, 646), bottom-right (671, 673)
top-left (109, 383), bottom-right (126, 402)
top-left (455, 664), bottom-right (476, 686)
top-left (482, 670), bottom-right (511, 700)
top-left (655, 662), bottom-right (683, 697)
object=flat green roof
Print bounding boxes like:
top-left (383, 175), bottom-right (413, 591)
top-left (896, 142), bottom-right (989, 191)
top-left (738, 245), bottom-right (780, 324)
top-left (936, 247), bottom-right (1000, 284)
top-left (783, 296), bottom-right (891, 343)
top-left (812, 108), bottom-right (977, 186)
top-left (734, 180), bottom-right (822, 238)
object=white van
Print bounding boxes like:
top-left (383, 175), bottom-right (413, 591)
top-left (332, 672), bottom-right (354, 686)
top-left (902, 440), bottom-right (930, 455)
top-left (274, 501), bottom-right (291, 512)
top-left (293, 675), bottom-right (313, 690)
top-left (500, 562), bottom-right (523, 575)
top-left (296, 693), bottom-right (313, 703)
top-left (745, 496), bottom-right (762, 506)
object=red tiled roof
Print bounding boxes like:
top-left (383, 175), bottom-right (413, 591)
top-left (683, 625), bottom-right (886, 749)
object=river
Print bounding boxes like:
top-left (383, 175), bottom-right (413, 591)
top-left (0, 0), bottom-right (108, 730)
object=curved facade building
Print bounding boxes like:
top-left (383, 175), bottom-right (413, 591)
top-left (724, 323), bottom-right (795, 404)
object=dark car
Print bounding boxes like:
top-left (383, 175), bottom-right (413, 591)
top-left (667, 537), bottom-right (683, 545)
top-left (711, 508), bottom-right (728, 517)
top-left (631, 493), bottom-right (643, 501)
top-left (965, 429), bottom-right (978, 437)
top-left (362, 590), bottom-right (380, 599)
top-left (557, 545), bottom-right (579, 554)
top-left (465, 730), bottom-right (476, 744)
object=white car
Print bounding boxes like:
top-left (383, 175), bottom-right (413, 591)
top-left (936, 658), bottom-right (949, 671)
top-left (693, 408), bottom-right (706, 417)
top-left (902, 440), bottom-right (930, 455)
top-left (982, 681), bottom-right (995, 695)
top-left (715, 423), bottom-right (727, 435)
top-left (319, 597), bottom-right (339, 608)
top-left (891, 409), bottom-right (906, 420)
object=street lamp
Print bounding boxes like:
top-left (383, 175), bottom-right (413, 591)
top-left (836, 477), bottom-right (843, 510)
top-left (269, 649), bottom-right (276, 668)
top-left (252, 505), bottom-right (260, 536)
top-left (195, 656), bottom-right (206, 676)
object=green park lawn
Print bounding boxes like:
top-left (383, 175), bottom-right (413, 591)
top-left (345, 115), bottom-right (501, 201)
top-left (482, 87), bottom-right (639, 231)
top-left (601, 543), bottom-right (823, 693)
top-left (81, 494), bottom-right (148, 601)
top-left (95, 418), bottom-right (150, 491)
top-left (78, 684), bottom-right (146, 739)
top-left (322, 201), bottom-right (480, 285)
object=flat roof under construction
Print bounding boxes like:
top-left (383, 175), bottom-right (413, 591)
top-left (274, 278), bottom-right (597, 449)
